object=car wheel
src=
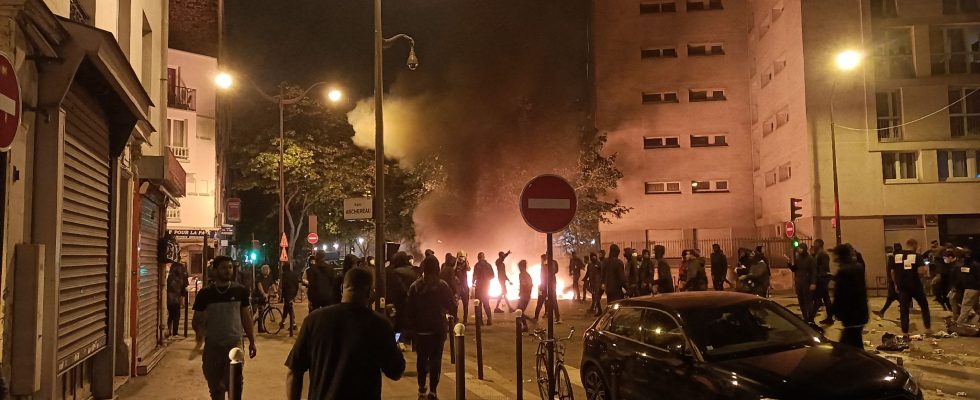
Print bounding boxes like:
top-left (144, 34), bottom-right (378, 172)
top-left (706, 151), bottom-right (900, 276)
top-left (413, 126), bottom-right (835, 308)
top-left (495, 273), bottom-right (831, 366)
top-left (583, 366), bottom-right (609, 400)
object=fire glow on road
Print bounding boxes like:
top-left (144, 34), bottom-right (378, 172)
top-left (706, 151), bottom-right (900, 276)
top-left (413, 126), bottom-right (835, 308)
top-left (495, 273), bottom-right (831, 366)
top-left (470, 263), bottom-right (573, 301)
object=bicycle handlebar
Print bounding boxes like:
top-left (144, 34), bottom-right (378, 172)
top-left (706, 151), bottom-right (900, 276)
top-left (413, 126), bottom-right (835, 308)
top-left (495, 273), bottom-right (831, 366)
top-left (530, 326), bottom-right (576, 342)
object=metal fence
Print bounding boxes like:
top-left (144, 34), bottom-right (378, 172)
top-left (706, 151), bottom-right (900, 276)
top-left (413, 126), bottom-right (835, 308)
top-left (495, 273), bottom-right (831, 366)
top-left (602, 235), bottom-right (813, 268)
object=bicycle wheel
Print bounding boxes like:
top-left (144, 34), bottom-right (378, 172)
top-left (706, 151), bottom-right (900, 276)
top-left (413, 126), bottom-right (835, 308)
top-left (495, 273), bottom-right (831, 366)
top-left (535, 343), bottom-right (550, 400)
top-left (263, 307), bottom-right (284, 334)
top-left (557, 365), bottom-right (573, 400)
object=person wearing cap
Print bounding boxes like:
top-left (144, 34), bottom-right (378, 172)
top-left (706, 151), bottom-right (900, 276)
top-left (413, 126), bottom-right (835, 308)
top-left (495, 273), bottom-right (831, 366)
top-left (453, 251), bottom-right (471, 324)
top-left (948, 248), bottom-right (980, 324)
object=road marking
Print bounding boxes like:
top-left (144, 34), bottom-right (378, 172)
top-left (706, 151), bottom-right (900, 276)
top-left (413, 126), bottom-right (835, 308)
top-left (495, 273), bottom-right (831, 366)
top-left (528, 198), bottom-right (570, 209)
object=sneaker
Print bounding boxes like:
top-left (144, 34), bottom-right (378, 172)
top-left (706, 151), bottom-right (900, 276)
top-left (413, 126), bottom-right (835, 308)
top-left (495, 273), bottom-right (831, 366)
top-left (555, 319), bottom-right (563, 325)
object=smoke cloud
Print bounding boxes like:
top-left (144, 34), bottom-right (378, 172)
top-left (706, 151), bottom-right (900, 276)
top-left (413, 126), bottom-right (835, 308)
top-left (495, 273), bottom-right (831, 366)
top-left (347, 2), bottom-right (590, 277)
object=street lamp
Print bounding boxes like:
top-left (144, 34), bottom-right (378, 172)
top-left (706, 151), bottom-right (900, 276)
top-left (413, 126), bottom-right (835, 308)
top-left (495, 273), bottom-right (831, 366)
top-left (216, 73), bottom-right (343, 262)
top-left (374, 0), bottom-right (419, 311)
top-left (829, 50), bottom-right (863, 246)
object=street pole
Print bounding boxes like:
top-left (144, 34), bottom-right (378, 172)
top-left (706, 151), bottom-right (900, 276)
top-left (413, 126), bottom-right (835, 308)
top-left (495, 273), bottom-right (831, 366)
top-left (829, 79), bottom-right (842, 246)
top-left (278, 85), bottom-right (287, 262)
top-left (546, 233), bottom-right (556, 399)
top-left (373, 0), bottom-right (386, 312)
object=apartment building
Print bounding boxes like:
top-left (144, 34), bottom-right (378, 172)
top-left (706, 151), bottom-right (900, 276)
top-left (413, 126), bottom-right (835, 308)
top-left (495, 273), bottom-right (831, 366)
top-left (595, 0), bottom-right (980, 282)
top-left (0, 0), bottom-right (177, 398)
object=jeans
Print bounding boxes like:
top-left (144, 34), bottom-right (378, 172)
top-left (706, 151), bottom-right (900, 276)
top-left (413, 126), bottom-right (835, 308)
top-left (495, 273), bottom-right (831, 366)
top-left (839, 325), bottom-right (864, 349)
top-left (958, 289), bottom-right (980, 324)
top-left (475, 287), bottom-right (492, 324)
top-left (202, 343), bottom-right (242, 400)
top-left (167, 301), bottom-right (181, 337)
top-left (815, 277), bottom-right (834, 320)
top-left (949, 289), bottom-right (963, 318)
top-left (415, 332), bottom-right (446, 393)
top-left (899, 287), bottom-right (931, 334)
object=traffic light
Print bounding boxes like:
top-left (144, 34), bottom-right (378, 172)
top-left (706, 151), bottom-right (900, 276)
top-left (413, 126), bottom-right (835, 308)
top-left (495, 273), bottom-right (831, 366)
top-left (791, 236), bottom-right (801, 248)
top-left (248, 251), bottom-right (258, 263)
top-left (790, 198), bottom-right (803, 221)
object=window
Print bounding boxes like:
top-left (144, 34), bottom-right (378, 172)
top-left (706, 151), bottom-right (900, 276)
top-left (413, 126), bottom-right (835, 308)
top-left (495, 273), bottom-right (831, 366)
top-left (645, 181), bottom-right (682, 194)
top-left (760, 67), bottom-right (774, 87)
top-left (949, 87), bottom-right (980, 137)
top-left (775, 110), bottom-right (790, 127)
top-left (690, 134), bottom-right (727, 147)
top-left (930, 26), bottom-right (980, 75)
top-left (758, 16), bottom-right (772, 39)
top-left (640, 310), bottom-right (685, 349)
top-left (689, 88), bottom-right (726, 102)
top-left (641, 47), bottom-right (678, 59)
top-left (882, 152), bottom-right (918, 181)
top-left (640, 1), bottom-right (677, 13)
top-left (876, 90), bottom-right (903, 141)
top-left (643, 92), bottom-right (679, 104)
top-left (771, 1), bottom-right (785, 22)
top-left (943, 0), bottom-right (980, 15)
top-left (644, 136), bottom-right (680, 149)
top-left (778, 162), bottom-right (792, 182)
top-left (606, 308), bottom-right (644, 341)
top-left (686, 0), bottom-right (722, 11)
top-left (166, 207), bottom-right (181, 223)
top-left (874, 27), bottom-right (914, 79)
top-left (884, 215), bottom-right (923, 230)
top-left (762, 118), bottom-right (776, 136)
top-left (773, 59), bottom-right (787, 75)
top-left (870, 0), bottom-right (898, 17)
top-left (765, 169), bottom-right (777, 187)
top-left (693, 180), bottom-right (729, 193)
top-left (185, 173), bottom-right (197, 195)
top-left (168, 118), bottom-right (189, 159)
top-left (938, 150), bottom-right (979, 180)
top-left (687, 43), bottom-right (725, 56)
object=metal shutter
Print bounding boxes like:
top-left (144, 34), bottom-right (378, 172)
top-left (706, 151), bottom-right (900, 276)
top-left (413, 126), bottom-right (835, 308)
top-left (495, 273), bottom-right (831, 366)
top-left (57, 90), bottom-right (111, 373)
top-left (136, 196), bottom-right (162, 365)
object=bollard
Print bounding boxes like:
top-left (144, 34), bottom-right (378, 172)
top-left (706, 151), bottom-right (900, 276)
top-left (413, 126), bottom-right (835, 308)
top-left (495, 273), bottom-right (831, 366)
top-left (228, 347), bottom-right (245, 400)
top-left (609, 361), bottom-right (621, 400)
top-left (454, 323), bottom-right (466, 400)
top-left (448, 315), bottom-right (456, 365)
top-left (515, 309), bottom-right (524, 400)
top-left (475, 299), bottom-right (484, 380)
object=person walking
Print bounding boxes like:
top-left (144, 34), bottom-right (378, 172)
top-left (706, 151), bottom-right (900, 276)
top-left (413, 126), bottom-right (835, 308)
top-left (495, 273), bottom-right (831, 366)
top-left (929, 243), bottom-right (952, 312)
top-left (681, 250), bottom-right (708, 292)
top-left (453, 251), bottom-right (471, 324)
top-left (255, 265), bottom-right (276, 333)
top-left (473, 252), bottom-right (495, 325)
top-left (949, 248), bottom-right (980, 324)
top-left (493, 251), bottom-right (514, 313)
top-left (286, 267), bottom-right (406, 400)
top-left (192, 256), bottom-right (257, 400)
top-left (831, 244), bottom-right (869, 349)
top-left (166, 261), bottom-right (189, 337)
top-left (812, 239), bottom-right (835, 325)
top-left (602, 244), bottom-right (627, 302)
top-left (569, 251), bottom-right (585, 302)
top-left (894, 239), bottom-right (932, 339)
top-left (405, 256), bottom-right (457, 400)
top-left (583, 253), bottom-right (604, 315)
top-left (386, 252), bottom-right (418, 339)
top-left (875, 245), bottom-right (901, 318)
top-left (637, 249), bottom-right (654, 296)
top-left (710, 244), bottom-right (729, 291)
top-left (653, 245), bottom-right (674, 294)
top-left (516, 260), bottom-right (533, 332)
top-left (625, 249), bottom-right (640, 297)
top-left (533, 254), bottom-right (561, 323)
top-left (279, 261), bottom-right (300, 332)
top-left (306, 252), bottom-right (337, 312)
top-left (786, 243), bottom-right (817, 323)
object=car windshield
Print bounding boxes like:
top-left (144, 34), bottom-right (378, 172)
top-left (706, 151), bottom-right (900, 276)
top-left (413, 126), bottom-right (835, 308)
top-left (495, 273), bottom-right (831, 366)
top-left (680, 300), bottom-right (817, 361)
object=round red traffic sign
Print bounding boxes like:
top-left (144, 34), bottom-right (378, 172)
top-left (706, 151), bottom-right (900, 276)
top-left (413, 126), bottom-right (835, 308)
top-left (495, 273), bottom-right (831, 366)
top-left (0, 52), bottom-right (21, 151)
top-left (519, 174), bottom-right (577, 234)
top-left (785, 221), bottom-right (796, 238)
top-left (306, 232), bottom-right (319, 245)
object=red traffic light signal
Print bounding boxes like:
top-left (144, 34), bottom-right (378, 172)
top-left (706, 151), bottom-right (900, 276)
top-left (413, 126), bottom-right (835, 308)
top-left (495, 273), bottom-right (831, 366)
top-left (790, 198), bottom-right (803, 221)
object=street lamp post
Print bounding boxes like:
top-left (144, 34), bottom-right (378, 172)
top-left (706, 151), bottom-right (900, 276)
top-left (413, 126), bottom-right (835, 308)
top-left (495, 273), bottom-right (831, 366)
top-left (373, 0), bottom-right (418, 311)
top-left (215, 74), bottom-right (343, 261)
top-left (829, 50), bottom-right (862, 246)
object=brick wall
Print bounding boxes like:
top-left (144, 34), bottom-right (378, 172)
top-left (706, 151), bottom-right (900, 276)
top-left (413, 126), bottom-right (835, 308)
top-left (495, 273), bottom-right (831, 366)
top-left (169, 0), bottom-right (218, 57)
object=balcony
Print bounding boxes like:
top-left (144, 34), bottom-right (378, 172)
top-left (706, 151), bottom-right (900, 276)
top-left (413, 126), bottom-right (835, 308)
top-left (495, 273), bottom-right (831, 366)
top-left (168, 146), bottom-right (189, 160)
top-left (168, 86), bottom-right (197, 111)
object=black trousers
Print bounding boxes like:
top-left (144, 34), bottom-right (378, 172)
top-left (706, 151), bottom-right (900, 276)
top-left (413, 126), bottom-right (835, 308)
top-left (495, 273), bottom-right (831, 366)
top-left (839, 325), bottom-right (864, 349)
top-left (166, 301), bottom-right (181, 337)
top-left (933, 280), bottom-right (951, 311)
top-left (899, 287), bottom-right (931, 334)
top-left (456, 287), bottom-right (470, 324)
top-left (415, 332), bottom-right (446, 393)
top-left (814, 278), bottom-right (834, 320)
top-left (880, 285), bottom-right (899, 314)
top-left (712, 275), bottom-right (726, 291)
top-left (202, 343), bottom-right (242, 400)
top-left (794, 285), bottom-right (815, 322)
top-left (494, 280), bottom-right (513, 311)
top-left (475, 288), bottom-right (491, 324)
top-left (570, 275), bottom-right (582, 301)
top-left (282, 298), bottom-right (295, 327)
top-left (517, 296), bottom-right (531, 331)
top-left (589, 287), bottom-right (603, 313)
top-left (533, 293), bottom-right (560, 320)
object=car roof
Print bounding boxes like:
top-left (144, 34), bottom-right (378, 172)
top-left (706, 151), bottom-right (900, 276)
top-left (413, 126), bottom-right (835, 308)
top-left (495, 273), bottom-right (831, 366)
top-left (614, 291), bottom-right (763, 313)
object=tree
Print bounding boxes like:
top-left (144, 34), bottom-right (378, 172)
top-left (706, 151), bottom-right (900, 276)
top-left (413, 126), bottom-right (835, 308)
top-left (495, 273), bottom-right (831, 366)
top-left (559, 133), bottom-right (631, 254)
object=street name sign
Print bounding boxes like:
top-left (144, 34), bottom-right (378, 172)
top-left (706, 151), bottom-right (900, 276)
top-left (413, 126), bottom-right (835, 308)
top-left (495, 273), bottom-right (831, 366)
top-left (519, 174), bottom-right (577, 233)
top-left (344, 197), bottom-right (373, 220)
top-left (0, 52), bottom-right (20, 151)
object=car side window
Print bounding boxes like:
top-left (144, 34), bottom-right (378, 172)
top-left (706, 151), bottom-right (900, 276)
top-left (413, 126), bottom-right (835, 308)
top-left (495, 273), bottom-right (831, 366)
top-left (641, 309), bottom-right (685, 349)
top-left (606, 307), bottom-right (644, 341)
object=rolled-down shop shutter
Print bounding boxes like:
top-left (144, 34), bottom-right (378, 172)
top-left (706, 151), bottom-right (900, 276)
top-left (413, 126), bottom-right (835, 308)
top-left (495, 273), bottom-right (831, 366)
top-left (136, 196), bottom-right (162, 368)
top-left (57, 90), bottom-right (111, 372)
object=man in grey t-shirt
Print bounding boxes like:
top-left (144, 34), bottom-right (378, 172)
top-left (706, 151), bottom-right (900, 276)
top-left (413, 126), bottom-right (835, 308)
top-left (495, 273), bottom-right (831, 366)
top-left (193, 256), bottom-right (257, 400)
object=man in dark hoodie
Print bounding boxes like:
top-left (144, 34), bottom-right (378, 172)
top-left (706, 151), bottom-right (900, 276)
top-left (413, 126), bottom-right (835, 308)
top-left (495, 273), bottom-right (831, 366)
top-left (710, 244), bottom-right (729, 291)
top-left (584, 253), bottom-right (604, 315)
top-left (786, 243), bottom-right (817, 323)
top-left (602, 244), bottom-right (627, 302)
top-left (386, 251), bottom-right (419, 339)
top-left (472, 252), bottom-right (495, 325)
top-left (305, 252), bottom-right (337, 312)
top-left (533, 254), bottom-right (561, 323)
top-left (494, 251), bottom-right (514, 313)
top-left (453, 251), bottom-right (471, 324)
top-left (405, 255), bottom-right (457, 399)
top-left (569, 251), bottom-right (586, 302)
top-left (831, 244), bottom-right (868, 349)
top-left (812, 239), bottom-right (835, 325)
top-left (653, 245), bottom-right (674, 294)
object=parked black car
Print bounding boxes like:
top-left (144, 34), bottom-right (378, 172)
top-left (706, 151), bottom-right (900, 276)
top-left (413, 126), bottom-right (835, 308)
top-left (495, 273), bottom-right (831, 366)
top-left (581, 292), bottom-right (922, 400)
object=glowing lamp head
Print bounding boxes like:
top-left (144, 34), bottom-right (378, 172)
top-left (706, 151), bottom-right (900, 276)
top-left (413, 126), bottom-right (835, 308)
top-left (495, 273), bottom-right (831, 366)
top-left (215, 72), bottom-right (234, 89)
top-left (327, 89), bottom-right (343, 103)
top-left (835, 50), bottom-right (862, 71)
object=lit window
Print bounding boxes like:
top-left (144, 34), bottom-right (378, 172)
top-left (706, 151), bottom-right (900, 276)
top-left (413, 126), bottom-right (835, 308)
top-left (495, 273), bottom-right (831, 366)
top-left (876, 90), bottom-right (903, 141)
top-left (641, 47), bottom-right (679, 59)
top-left (645, 181), bottom-right (682, 194)
top-left (686, 0), bottom-right (722, 11)
top-left (776, 110), bottom-right (790, 127)
top-left (882, 152), bottom-right (918, 181)
top-left (643, 92), bottom-right (680, 104)
top-left (641, 1), bottom-right (677, 13)
top-left (687, 43), bottom-right (725, 56)
top-left (773, 59), bottom-right (787, 75)
top-left (771, 0), bottom-right (785, 21)
top-left (689, 88), bottom-right (726, 102)
top-left (949, 87), bottom-right (980, 137)
top-left (644, 136), bottom-right (680, 149)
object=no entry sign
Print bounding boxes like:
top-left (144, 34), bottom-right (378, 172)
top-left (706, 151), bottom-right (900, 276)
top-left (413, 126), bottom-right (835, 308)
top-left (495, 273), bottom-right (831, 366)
top-left (785, 221), bottom-right (796, 238)
top-left (520, 174), bottom-right (577, 233)
top-left (307, 232), bottom-right (319, 245)
top-left (0, 52), bottom-right (20, 151)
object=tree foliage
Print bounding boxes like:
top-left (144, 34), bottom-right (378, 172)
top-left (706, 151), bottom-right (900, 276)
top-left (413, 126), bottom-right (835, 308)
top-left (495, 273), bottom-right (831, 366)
top-left (558, 133), bottom-right (631, 254)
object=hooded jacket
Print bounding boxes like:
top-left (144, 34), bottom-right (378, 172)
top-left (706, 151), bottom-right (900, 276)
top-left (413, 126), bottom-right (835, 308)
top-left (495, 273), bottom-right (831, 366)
top-left (602, 245), bottom-right (627, 300)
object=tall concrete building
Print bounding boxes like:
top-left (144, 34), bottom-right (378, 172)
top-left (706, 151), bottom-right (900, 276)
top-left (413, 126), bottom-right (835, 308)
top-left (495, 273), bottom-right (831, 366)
top-left (595, 0), bottom-right (980, 281)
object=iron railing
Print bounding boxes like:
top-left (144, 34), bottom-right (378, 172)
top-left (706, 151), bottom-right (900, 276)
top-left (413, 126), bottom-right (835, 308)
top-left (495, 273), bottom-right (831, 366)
top-left (69, 0), bottom-right (91, 24)
top-left (168, 86), bottom-right (197, 111)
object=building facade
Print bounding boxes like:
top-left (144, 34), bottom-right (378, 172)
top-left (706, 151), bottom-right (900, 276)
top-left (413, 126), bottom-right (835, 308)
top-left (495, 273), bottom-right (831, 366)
top-left (0, 0), bottom-right (178, 398)
top-left (595, 0), bottom-right (980, 282)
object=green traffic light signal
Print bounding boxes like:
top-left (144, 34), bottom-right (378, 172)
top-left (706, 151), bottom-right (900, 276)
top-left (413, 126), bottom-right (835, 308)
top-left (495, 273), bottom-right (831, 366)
top-left (792, 238), bottom-right (800, 248)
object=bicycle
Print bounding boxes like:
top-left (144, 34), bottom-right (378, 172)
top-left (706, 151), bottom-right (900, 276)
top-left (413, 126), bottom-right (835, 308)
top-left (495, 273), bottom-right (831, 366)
top-left (252, 297), bottom-right (284, 335)
top-left (530, 327), bottom-right (575, 400)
